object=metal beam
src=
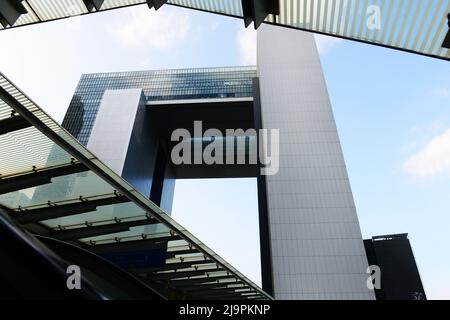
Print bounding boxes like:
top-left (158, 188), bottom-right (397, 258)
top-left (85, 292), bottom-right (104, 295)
top-left (0, 0), bottom-right (27, 27)
top-left (175, 281), bottom-right (246, 292)
top-left (12, 195), bottom-right (129, 224)
top-left (146, 0), bottom-right (167, 11)
top-left (87, 234), bottom-right (181, 254)
top-left (0, 163), bottom-right (88, 195)
top-left (0, 115), bottom-right (31, 135)
top-left (169, 274), bottom-right (237, 286)
top-left (135, 259), bottom-right (214, 273)
top-left (148, 268), bottom-right (224, 281)
top-left (49, 218), bottom-right (158, 241)
top-left (443, 13), bottom-right (450, 49)
top-left (241, 0), bottom-right (279, 29)
top-left (82, 0), bottom-right (104, 12)
top-left (165, 247), bottom-right (198, 259)
top-left (191, 287), bottom-right (254, 295)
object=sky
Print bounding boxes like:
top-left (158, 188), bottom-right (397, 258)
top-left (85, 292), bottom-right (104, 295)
top-left (0, 4), bottom-right (449, 300)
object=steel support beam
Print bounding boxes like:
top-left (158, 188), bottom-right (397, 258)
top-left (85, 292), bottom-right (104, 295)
top-left (0, 115), bottom-right (31, 135)
top-left (135, 259), bottom-right (214, 273)
top-left (87, 234), bottom-right (181, 254)
top-left (443, 13), bottom-right (450, 49)
top-left (169, 274), bottom-right (237, 286)
top-left (0, 0), bottom-right (27, 27)
top-left (0, 163), bottom-right (89, 195)
top-left (199, 287), bottom-right (254, 294)
top-left (241, 0), bottom-right (279, 29)
top-left (12, 195), bottom-right (129, 224)
top-left (175, 281), bottom-right (246, 292)
top-left (165, 247), bottom-right (198, 259)
top-left (146, 0), bottom-right (167, 11)
top-left (148, 268), bottom-right (224, 281)
top-left (82, 0), bottom-right (104, 12)
top-left (49, 218), bottom-right (158, 241)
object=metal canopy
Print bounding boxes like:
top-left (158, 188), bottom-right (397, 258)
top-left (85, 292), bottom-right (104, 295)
top-left (0, 1), bottom-right (448, 61)
top-left (12, 193), bottom-right (130, 224)
top-left (0, 162), bottom-right (89, 195)
top-left (0, 72), bottom-right (272, 300)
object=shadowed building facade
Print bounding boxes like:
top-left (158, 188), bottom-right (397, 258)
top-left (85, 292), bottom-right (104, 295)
top-left (365, 234), bottom-right (426, 300)
top-left (62, 25), bottom-right (375, 300)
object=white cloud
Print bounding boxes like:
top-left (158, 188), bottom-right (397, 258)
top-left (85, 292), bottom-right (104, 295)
top-left (108, 8), bottom-right (192, 50)
top-left (404, 129), bottom-right (450, 178)
top-left (431, 87), bottom-right (450, 98)
top-left (237, 27), bottom-right (257, 65)
top-left (314, 34), bottom-right (343, 55)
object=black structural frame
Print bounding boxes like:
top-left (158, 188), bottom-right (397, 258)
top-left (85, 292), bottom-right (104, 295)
top-left (0, 0), bottom-right (27, 27)
top-left (443, 13), bottom-right (450, 49)
top-left (82, 0), bottom-right (104, 12)
top-left (242, 0), bottom-right (280, 29)
top-left (0, 114), bottom-right (32, 135)
top-left (146, 0), bottom-right (167, 11)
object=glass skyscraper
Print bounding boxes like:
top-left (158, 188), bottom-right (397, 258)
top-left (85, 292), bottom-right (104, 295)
top-left (63, 67), bottom-right (257, 145)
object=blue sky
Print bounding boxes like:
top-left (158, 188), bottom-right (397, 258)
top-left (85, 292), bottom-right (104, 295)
top-left (0, 4), bottom-right (449, 299)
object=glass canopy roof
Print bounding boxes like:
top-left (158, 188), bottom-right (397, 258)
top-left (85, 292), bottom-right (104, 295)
top-left (0, 0), bottom-right (449, 61)
top-left (0, 72), bottom-right (272, 300)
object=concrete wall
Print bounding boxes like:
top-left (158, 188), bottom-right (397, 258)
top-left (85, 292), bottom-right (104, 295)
top-left (87, 89), bottom-right (174, 214)
top-left (87, 89), bottom-right (146, 176)
top-left (257, 24), bottom-right (375, 300)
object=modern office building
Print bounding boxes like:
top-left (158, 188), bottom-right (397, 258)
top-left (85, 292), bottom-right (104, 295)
top-left (0, 0), bottom-right (442, 301)
top-left (61, 25), bottom-right (375, 300)
top-left (364, 234), bottom-right (427, 300)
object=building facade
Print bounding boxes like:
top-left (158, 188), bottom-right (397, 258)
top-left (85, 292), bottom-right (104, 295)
top-left (257, 25), bottom-right (373, 299)
top-left (61, 25), bottom-right (374, 300)
top-left (365, 234), bottom-right (427, 300)
top-left (63, 66), bottom-right (257, 146)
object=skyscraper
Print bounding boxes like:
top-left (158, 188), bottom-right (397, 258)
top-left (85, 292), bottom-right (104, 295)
top-left (257, 25), bottom-right (373, 299)
top-left (365, 234), bottom-right (427, 300)
top-left (61, 25), bottom-right (374, 300)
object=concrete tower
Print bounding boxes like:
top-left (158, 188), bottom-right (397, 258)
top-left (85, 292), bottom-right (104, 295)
top-left (257, 24), bottom-right (374, 300)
